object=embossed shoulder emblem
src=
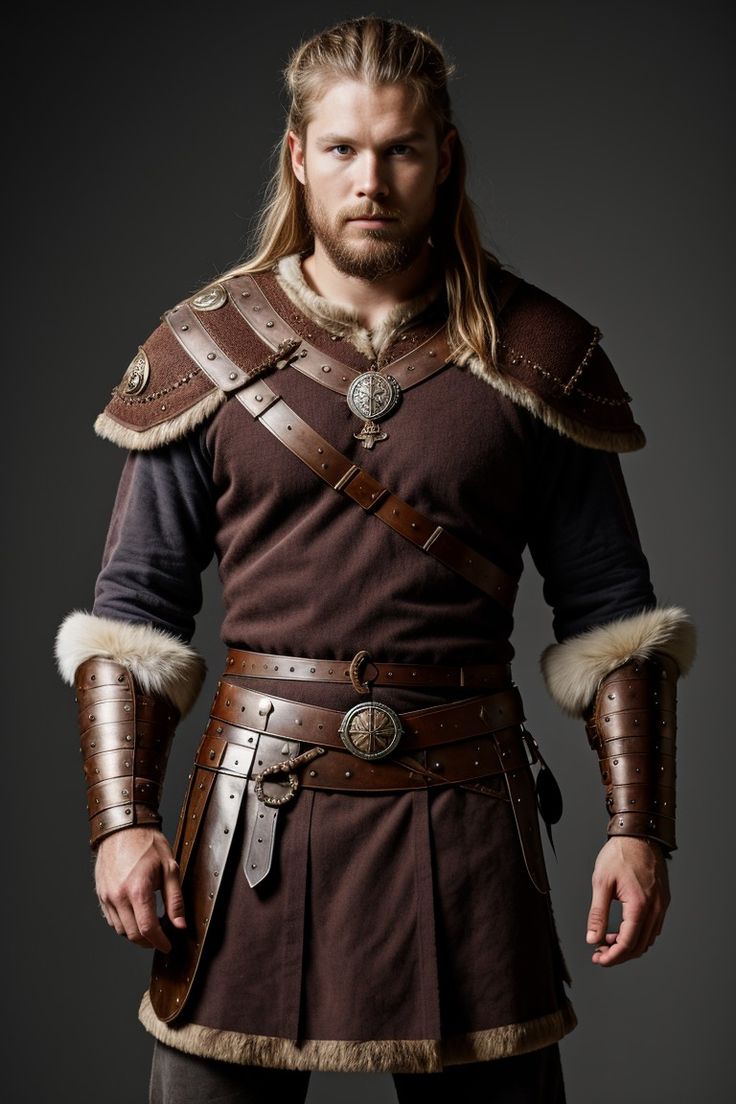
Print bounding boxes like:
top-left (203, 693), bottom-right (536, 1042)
top-left (121, 348), bottom-right (150, 395)
top-left (191, 283), bottom-right (227, 311)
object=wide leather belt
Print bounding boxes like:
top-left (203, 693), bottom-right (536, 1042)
top-left (224, 646), bottom-right (513, 691)
top-left (208, 679), bottom-right (526, 756)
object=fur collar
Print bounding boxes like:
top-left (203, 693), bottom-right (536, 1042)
top-left (274, 252), bottom-right (444, 361)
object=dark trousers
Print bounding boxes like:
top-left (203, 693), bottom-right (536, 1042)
top-left (149, 1038), bottom-right (566, 1103)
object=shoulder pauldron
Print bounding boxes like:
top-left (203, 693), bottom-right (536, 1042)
top-left (485, 271), bottom-right (646, 452)
top-left (94, 278), bottom-right (281, 451)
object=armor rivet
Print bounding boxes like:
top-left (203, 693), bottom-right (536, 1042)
top-left (474, 760), bottom-right (480, 767)
top-left (224, 827), bottom-right (229, 834)
top-left (251, 863), bottom-right (257, 869)
top-left (309, 770), bottom-right (317, 777)
top-left (124, 704), bottom-right (131, 712)
top-left (216, 726), bottom-right (223, 734)
top-left (613, 758), bottom-right (618, 764)
top-left (310, 667), bottom-right (316, 673)
top-left (181, 324), bottom-right (189, 331)
top-left (242, 291), bottom-right (250, 297)
top-left (433, 762), bottom-right (441, 770)
top-left (608, 693), bottom-right (615, 700)
top-left (321, 365), bottom-right (331, 372)
top-left (295, 718), bottom-right (302, 725)
top-left (126, 734), bottom-right (132, 741)
top-left (408, 365), bottom-right (415, 371)
top-left (209, 750), bottom-right (216, 760)
top-left (125, 809), bottom-right (131, 816)
top-left (331, 335), bottom-right (340, 341)
top-left (214, 871), bottom-right (219, 877)
top-left (225, 700), bottom-right (230, 707)
top-left (266, 321), bottom-right (275, 328)
top-left (619, 818), bottom-right (625, 826)
top-left (209, 892), bottom-right (214, 899)
top-left (229, 372), bottom-right (237, 380)
top-left (117, 674), bottom-right (125, 682)
top-left (90, 675), bottom-right (96, 681)
top-left (230, 794), bottom-right (235, 799)
top-left (199, 783), bottom-right (205, 790)
top-left (318, 448), bottom-right (324, 454)
top-left (122, 789), bottom-right (129, 796)
top-left (345, 770), bottom-right (352, 778)
top-left (90, 741), bottom-right (96, 749)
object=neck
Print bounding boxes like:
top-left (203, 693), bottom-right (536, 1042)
top-left (301, 240), bottom-right (439, 332)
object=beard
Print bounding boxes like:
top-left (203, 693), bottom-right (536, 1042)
top-left (303, 179), bottom-right (433, 281)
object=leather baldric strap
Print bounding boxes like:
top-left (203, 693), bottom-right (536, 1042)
top-left (164, 294), bottom-right (519, 611)
top-left (224, 646), bottom-right (513, 691)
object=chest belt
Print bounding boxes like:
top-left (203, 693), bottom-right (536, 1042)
top-left (165, 276), bottom-right (519, 612)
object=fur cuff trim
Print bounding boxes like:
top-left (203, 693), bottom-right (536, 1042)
top-left (94, 388), bottom-right (226, 452)
top-left (540, 605), bottom-right (697, 717)
top-left (54, 610), bottom-right (206, 717)
top-left (138, 989), bottom-right (577, 1073)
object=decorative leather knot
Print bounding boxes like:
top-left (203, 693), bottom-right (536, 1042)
top-left (348, 650), bottom-right (379, 695)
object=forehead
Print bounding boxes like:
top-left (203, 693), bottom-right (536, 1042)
top-left (306, 78), bottom-right (433, 142)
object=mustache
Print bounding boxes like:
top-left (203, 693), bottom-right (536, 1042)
top-left (343, 206), bottom-right (401, 220)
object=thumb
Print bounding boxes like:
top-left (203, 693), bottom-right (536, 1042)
top-left (162, 860), bottom-right (187, 929)
top-left (586, 878), bottom-right (612, 944)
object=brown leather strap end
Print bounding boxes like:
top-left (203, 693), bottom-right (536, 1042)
top-left (583, 652), bottom-right (678, 853)
top-left (74, 657), bottom-right (178, 849)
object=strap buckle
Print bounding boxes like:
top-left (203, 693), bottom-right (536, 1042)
top-left (253, 745), bottom-right (326, 807)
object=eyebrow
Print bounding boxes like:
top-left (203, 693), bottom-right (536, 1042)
top-left (315, 130), bottom-right (429, 145)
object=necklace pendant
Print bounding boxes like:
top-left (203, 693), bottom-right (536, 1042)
top-left (354, 419), bottom-right (388, 449)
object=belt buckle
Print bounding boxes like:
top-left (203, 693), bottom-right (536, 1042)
top-left (338, 700), bottom-right (404, 760)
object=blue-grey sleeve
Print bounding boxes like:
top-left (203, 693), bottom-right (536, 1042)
top-left (92, 423), bottom-right (217, 644)
top-left (525, 423), bottom-right (657, 642)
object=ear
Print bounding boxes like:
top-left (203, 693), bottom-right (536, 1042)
top-left (436, 127), bottom-right (457, 186)
top-left (288, 129), bottom-right (306, 185)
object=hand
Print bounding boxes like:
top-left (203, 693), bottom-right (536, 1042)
top-left (585, 836), bottom-right (670, 967)
top-left (94, 826), bottom-right (186, 952)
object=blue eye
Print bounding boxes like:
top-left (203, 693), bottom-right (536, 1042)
top-left (331, 145), bottom-right (351, 156)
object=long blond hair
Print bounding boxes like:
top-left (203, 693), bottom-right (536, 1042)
top-left (201, 16), bottom-right (503, 369)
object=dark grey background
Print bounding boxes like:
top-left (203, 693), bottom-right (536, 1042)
top-left (6, 1), bottom-right (732, 1100)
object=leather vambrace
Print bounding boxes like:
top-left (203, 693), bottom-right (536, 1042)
top-left (583, 652), bottom-right (678, 856)
top-left (74, 656), bottom-right (178, 849)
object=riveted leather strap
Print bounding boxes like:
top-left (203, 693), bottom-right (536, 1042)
top-left (223, 646), bottom-right (512, 690)
top-left (208, 679), bottom-right (525, 753)
top-left (583, 653), bottom-right (678, 853)
top-left (75, 657), bottom-right (178, 848)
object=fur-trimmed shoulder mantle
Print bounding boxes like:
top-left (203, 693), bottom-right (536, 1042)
top-left (93, 254), bottom-right (644, 453)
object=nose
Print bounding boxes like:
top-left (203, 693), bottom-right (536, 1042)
top-left (354, 152), bottom-right (389, 201)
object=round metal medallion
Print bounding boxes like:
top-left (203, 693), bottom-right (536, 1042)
top-left (338, 701), bottom-right (404, 760)
top-left (191, 283), bottom-right (227, 311)
top-left (121, 348), bottom-right (150, 395)
top-left (346, 371), bottom-right (401, 422)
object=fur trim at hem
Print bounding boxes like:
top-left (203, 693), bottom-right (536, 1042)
top-left (462, 353), bottom-right (645, 452)
top-left (94, 388), bottom-right (226, 451)
top-left (137, 990), bottom-right (577, 1073)
top-left (540, 604), bottom-right (697, 717)
top-left (54, 611), bottom-right (206, 717)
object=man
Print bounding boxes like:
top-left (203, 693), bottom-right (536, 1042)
top-left (55, 16), bottom-right (696, 1104)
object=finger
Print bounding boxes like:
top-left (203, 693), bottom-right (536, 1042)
top-left (130, 891), bottom-right (172, 954)
top-left (162, 860), bottom-right (187, 931)
top-left (586, 876), bottom-right (613, 946)
top-left (592, 906), bottom-right (645, 967)
top-left (103, 901), bottom-right (126, 938)
top-left (115, 899), bottom-right (155, 949)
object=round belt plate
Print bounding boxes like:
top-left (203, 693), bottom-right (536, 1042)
top-left (338, 701), bottom-right (404, 760)
top-left (346, 372), bottom-right (401, 421)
